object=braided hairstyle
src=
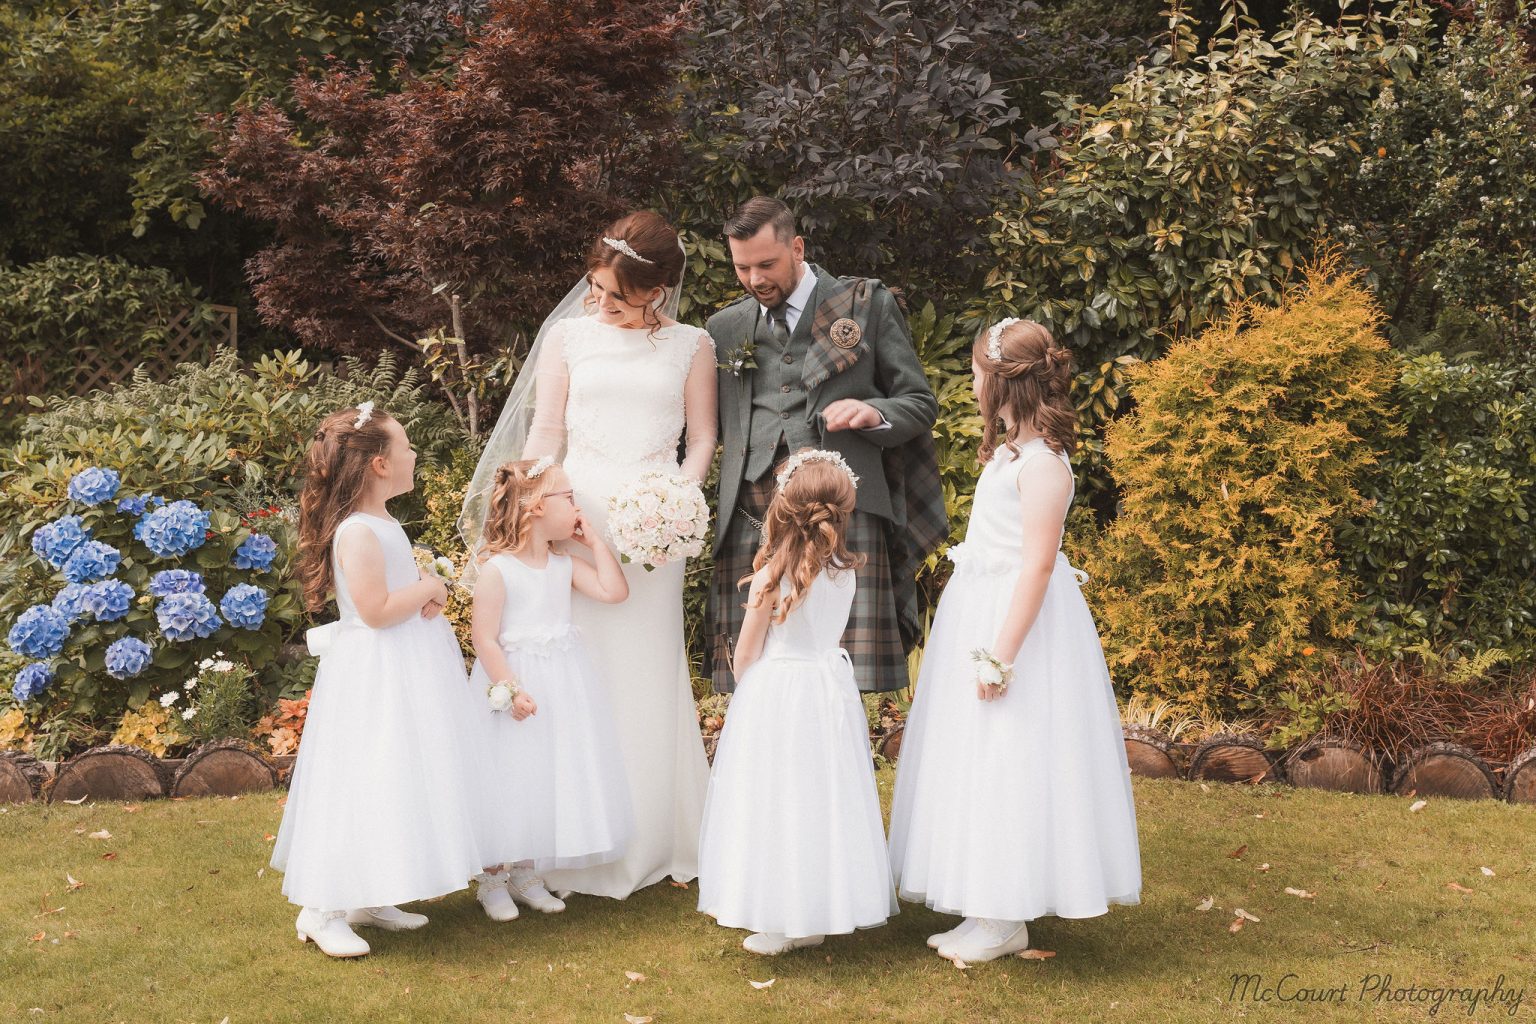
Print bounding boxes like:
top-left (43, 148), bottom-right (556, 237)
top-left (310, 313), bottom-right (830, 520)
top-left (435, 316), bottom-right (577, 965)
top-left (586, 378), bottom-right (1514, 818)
top-left (972, 319), bottom-right (1077, 464)
top-left (740, 455), bottom-right (866, 624)
top-left (297, 406), bottom-right (397, 613)
top-left (478, 459), bottom-right (563, 560)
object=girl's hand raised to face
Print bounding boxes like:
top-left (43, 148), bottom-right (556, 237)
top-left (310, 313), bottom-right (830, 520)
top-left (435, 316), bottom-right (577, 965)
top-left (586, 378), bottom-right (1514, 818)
top-left (570, 509), bottom-right (598, 548)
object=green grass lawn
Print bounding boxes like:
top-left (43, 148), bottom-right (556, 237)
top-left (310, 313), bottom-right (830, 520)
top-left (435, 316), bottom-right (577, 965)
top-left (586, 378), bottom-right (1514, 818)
top-left (3, 773), bottom-right (1533, 1023)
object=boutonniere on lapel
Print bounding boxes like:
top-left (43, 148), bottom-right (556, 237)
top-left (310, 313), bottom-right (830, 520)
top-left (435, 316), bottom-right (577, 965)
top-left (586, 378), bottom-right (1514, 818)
top-left (719, 331), bottom-right (757, 376)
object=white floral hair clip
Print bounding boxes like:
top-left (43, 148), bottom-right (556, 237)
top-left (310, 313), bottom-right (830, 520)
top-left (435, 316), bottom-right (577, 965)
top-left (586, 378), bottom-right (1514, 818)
top-left (987, 318), bottom-right (1021, 362)
top-left (602, 236), bottom-right (653, 264)
top-left (352, 401), bottom-right (375, 429)
top-left (526, 455), bottom-right (556, 480)
top-left (776, 449), bottom-right (860, 491)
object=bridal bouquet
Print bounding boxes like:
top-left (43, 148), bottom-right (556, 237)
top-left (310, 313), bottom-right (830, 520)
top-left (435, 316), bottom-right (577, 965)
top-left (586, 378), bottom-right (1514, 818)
top-left (606, 472), bottom-right (710, 570)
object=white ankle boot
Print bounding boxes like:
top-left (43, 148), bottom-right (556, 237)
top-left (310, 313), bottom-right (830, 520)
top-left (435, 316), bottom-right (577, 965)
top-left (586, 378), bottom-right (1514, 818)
top-left (296, 908), bottom-right (370, 958)
top-left (938, 917), bottom-right (1030, 962)
top-left (742, 932), bottom-right (825, 956)
top-left (346, 905), bottom-right (428, 931)
top-left (508, 866), bottom-right (566, 914)
top-left (475, 872), bottom-right (520, 922)
top-left (927, 916), bottom-right (977, 950)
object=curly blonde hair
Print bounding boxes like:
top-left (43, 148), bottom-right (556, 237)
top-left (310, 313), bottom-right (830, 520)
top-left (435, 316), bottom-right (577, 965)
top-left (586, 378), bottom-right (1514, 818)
top-left (478, 459), bottom-right (562, 558)
top-left (739, 455), bottom-right (866, 624)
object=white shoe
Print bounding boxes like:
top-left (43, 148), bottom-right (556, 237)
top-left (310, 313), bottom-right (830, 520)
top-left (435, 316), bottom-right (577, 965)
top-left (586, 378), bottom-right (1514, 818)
top-left (938, 918), bottom-right (1030, 963)
top-left (509, 867), bottom-right (566, 914)
top-left (346, 905), bottom-right (428, 931)
top-left (927, 917), bottom-right (978, 950)
top-left (742, 932), bottom-right (825, 956)
top-left (296, 908), bottom-right (370, 958)
top-left (475, 872), bottom-right (520, 922)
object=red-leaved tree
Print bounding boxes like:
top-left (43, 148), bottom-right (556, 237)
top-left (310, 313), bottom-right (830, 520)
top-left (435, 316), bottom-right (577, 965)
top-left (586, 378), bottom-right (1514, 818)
top-left (201, 0), bottom-right (685, 435)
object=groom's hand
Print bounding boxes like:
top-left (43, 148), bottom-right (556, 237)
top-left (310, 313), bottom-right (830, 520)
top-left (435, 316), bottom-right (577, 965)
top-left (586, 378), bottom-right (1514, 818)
top-left (821, 399), bottom-right (885, 432)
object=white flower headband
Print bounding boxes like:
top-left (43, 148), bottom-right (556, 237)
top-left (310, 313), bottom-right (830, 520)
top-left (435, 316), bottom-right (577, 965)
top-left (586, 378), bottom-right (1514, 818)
top-left (987, 317), bottom-right (1021, 362)
top-left (776, 449), bottom-right (860, 491)
top-left (602, 236), bottom-right (653, 264)
top-left (526, 455), bottom-right (556, 480)
top-left (352, 401), bottom-right (375, 429)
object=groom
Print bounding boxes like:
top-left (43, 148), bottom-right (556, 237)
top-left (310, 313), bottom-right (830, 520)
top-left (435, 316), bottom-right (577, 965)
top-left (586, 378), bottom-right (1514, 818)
top-left (707, 196), bottom-right (946, 694)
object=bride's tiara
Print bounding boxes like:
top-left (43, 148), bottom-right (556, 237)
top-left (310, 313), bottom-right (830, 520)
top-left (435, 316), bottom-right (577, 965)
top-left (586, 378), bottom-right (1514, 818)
top-left (602, 236), bottom-right (653, 265)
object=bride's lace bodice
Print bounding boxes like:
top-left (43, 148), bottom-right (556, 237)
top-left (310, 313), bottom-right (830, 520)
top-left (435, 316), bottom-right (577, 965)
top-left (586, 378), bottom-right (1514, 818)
top-left (525, 316), bottom-right (717, 482)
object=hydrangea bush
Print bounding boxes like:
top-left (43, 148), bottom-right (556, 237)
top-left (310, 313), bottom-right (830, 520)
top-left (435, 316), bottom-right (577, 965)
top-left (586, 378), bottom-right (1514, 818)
top-left (3, 466), bottom-right (301, 720)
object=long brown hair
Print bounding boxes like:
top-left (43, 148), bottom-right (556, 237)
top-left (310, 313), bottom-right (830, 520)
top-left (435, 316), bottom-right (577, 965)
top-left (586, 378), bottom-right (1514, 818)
top-left (297, 406), bottom-right (397, 612)
top-left (478, 459), bottom-right (561, 559)
top-left (973, 319), bottom-right (1078, 463)
top-left (739, 454), bottom-right (866, 624)
top-left (585, 211), bottom-right (685, 333)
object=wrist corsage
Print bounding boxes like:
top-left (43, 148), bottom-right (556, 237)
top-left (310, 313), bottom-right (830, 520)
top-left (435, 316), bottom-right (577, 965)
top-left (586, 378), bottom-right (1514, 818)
top-left (969, 649), bottom-right (1014, 691)
top-left (487, 676), bottom-right (521, 713)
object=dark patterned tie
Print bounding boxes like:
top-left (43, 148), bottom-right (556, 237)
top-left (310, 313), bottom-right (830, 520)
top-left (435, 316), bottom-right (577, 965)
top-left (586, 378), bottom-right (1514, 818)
top-left (769, 303), bottom-right (791, 345)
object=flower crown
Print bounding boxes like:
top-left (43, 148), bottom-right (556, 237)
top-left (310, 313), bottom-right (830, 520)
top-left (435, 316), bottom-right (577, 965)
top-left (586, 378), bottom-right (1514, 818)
top-left (776, 449), bottom-right (860, 491)
top-left (526, 455), bottom-right (556, 480)
top-left (602, 236), bottom-right (653, 264)
top-left (986, 318), bottom-right (1021, 362)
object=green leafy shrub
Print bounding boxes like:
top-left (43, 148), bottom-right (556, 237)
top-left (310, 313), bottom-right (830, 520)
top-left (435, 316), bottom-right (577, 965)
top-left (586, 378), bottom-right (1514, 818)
top-left (1342, 354), bottom-right (1536, 659)
top-left (1083, 260), bottom-right (1396, 716)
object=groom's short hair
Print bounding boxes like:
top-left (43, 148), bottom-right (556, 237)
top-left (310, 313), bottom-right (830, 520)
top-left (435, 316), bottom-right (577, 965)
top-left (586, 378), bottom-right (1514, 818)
top-left (724, 197), bottom-right (796, 244)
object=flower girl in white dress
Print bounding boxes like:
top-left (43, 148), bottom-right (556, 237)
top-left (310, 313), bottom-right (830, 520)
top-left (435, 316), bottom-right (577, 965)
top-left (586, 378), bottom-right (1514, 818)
top-left (697, 450), bottom-right (896, 955)
top-left (888, 320), bottom-right (1142, 963)
top-left (467, 457), bottom-right (634, 920)
top-left (273, 404), bottom-right (485, 958)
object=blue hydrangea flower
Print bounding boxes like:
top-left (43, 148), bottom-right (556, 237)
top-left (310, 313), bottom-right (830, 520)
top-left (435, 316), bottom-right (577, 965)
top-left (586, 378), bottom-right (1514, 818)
top-left (156, 592), bottom-right (221, 641)
top-left (51, 583), bottom-right (93, 624)
top-left (11, 661), bottom-right (54, 702)
top-left (232, 533), bottom-right (278, 572)
top-left (83, 579), bottom-right (134, 622)
top-left (104, 636), bottom-right (153, 680)
top-left (147, 569), bottom-right (206, 597)
top-left (219, 584), bottom-right (269, 630)
top-left (61, 540), bottom-right (122, 584)
top-left (7, 605), bottom-right (70, 659)
top-left (67, 467), bottom-right (121, 506)
top-left (137, 499), bottom-right (212, 559)
top-left (31, 515), bottom-right (90, 569)
top-left (115, 492), bottom-right (158, 516)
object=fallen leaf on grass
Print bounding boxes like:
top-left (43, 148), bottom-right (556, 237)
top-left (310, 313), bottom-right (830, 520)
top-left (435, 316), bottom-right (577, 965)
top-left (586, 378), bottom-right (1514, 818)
top-left (1256, 863), bottom-right (1272, 873)
top-left (29, 931), bottom-right (45, 942)
top-left (100, 852), bottom-right (117, 861)
top-left (122, 805), bottom-right (140, 813)
top-left (34, 904), bottom-right (65, 918)
top-left (623, 1015), bottom-right (653, 1024)
top-left (62, 930), bottom-right (77, 939)
top-left (624, 971), bottom-right (646, 983)
top-left (66, 874), bottom-right (84, 891)
top-left (668, 880), bottom-right (690, 889)
top-left (1285, 887), bottom-right (1315, 899)
top-left (1446, 882), bottom-right (1474, 894)
top-left (63, 795), bottom-right (88, 806)
top-left (1235, 908), bottom-right (1261, 922)
top-left (256, 868), bottom-right (265, 878)
top-left (1409, 800), bottom-right (1428, 813)
top-left (1481, 867), bottom-right (1495, 877)
top-left (1017, 949), bottom-right (1056, 960)
top-left (1227, 844), bottom-right (1247, 859)
top-left (1228, 917), bottom-right (1245, 935)
top-left (749, 978), bottom-right (776, 989)
top-left (950, 959), bottom-right (970, 971)
top-left (87, 830), bottom-right (111, 840)
top-left (263, 834), bottom-right (275, 842)
top-left (1195, 896), bottom-right (1216, 912)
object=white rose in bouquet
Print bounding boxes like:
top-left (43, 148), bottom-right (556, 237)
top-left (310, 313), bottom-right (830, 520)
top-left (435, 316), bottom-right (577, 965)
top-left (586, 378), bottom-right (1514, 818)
top-left (607, 472), bottom-right (711, 570)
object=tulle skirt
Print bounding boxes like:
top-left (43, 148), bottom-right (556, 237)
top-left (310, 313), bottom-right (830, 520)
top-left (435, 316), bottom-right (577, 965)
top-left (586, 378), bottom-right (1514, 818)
top-left (469, 635), bottom-right (633, 872)
top-left (698, 649), bottom-right (896, 939)
top-left (888, 552), bottom-right (1143, 921)
top-left (272, 614), bottom-right (485, 910)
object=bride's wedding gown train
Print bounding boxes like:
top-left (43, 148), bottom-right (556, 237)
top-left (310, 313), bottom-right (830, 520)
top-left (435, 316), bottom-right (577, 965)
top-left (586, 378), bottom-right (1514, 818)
top-left (524, 315), bottom-right (716, 898)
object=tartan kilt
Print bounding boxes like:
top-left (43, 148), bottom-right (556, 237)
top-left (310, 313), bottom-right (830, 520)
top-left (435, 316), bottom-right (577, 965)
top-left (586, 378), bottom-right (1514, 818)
top-left (708, 470), bottom-right (914, 695)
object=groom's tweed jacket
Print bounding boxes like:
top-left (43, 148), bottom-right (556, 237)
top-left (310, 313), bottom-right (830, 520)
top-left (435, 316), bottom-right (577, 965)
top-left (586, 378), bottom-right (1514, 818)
top-left (707, 266), bottom-right (947, 683)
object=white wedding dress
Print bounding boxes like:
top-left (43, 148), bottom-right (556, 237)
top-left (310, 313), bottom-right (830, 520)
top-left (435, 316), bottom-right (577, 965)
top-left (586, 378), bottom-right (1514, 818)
top-left (523, 314), bottom-right (717, 897)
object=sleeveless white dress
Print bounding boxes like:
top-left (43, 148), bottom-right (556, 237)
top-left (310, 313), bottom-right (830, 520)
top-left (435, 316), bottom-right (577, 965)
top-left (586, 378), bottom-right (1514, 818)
top-left (469, 551), bottom-right (633, 871)
top-left (888, 439), bottom-right (1143, 921)
top-left (272, 513), bottom-right (485, 910)
top-left (697, 568), bottom-right (896, 939)
top-left (539, 317), bottom-right (714, 898)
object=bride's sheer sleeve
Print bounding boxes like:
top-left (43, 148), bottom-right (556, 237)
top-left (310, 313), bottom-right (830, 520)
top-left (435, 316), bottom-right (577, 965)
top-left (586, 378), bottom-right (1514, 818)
top-left (522, 324), bottom-right (569, 460)
top-left (680, 331), bottom-right (719, 483)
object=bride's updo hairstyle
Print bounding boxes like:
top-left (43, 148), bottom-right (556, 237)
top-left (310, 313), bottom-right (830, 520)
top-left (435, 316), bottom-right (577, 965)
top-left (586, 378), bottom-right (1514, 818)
top-left (972, 318), bottom-right (1078, 464)
top-left (298, 405), bottom-right (398, 613)
top-left (741, 452), bottom-right (866, 624)
top-left (479, 458), bottom-right (562, 558)
top-left (585, 211), bottom-right (686, 330)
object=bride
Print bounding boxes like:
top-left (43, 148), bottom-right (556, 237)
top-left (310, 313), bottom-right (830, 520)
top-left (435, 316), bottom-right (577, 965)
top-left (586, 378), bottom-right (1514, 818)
top-left (460, 211), bottom-right (716, 898)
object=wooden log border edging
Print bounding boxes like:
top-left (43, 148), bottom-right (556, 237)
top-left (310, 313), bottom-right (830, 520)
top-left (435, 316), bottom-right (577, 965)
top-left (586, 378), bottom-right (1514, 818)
top-left (1390, 741), bottom-right (1499, 801)
top-left (1282, 735), bottom-right (1384, 794)
top-left (1188, 733), bottom-right (1285, 785)
top-left (1503, 746), bottom-right (1536, 804)
top-left (170, 739), bottom-right (278, 798)
top-left (47, 744), bottom-right (172, 803)
top-left (0, 751), bottom-right (50, 803)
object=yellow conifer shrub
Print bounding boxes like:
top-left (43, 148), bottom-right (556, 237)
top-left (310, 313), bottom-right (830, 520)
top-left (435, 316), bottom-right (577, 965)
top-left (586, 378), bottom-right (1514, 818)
top-left (1083, 259), bottom-right (1397, 716)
